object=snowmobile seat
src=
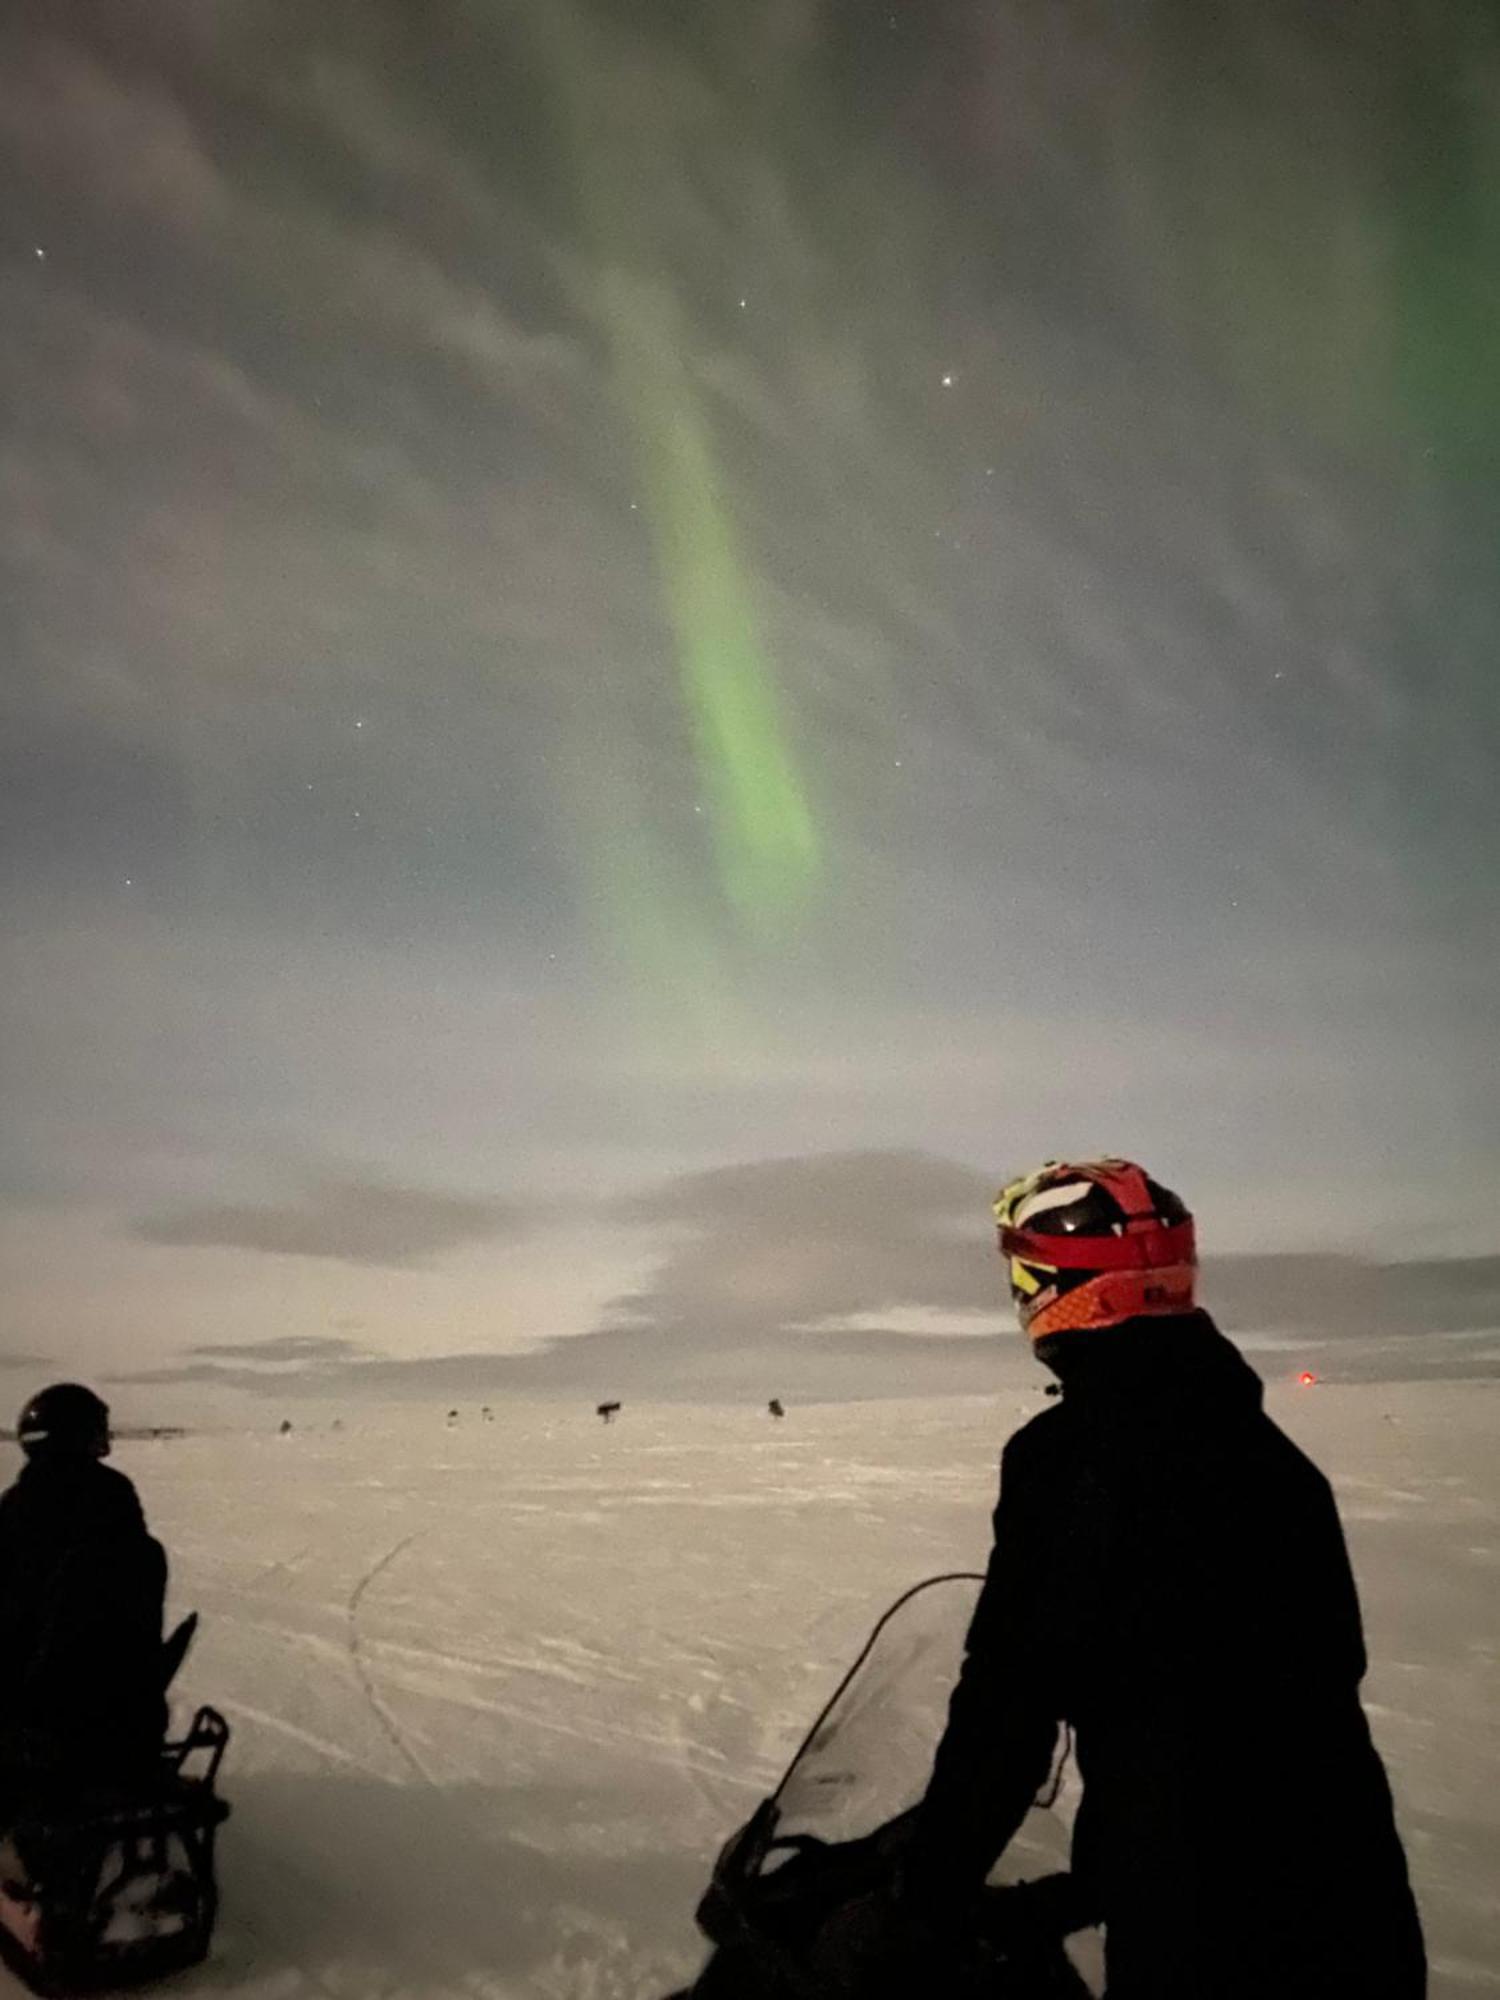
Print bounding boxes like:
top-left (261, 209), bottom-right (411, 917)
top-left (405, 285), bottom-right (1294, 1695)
top-left (0, 1706), bottom-right (231, 1997)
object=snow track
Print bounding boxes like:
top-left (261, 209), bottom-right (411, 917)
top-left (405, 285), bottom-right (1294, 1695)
top-left (345, 1532), bottom-right (437, 1786)
top-left (213, 1700), bottom-right (367, 1771)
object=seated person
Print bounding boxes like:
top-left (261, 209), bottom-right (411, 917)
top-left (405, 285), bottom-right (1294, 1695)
top-left (0, 1385), bottom-right (168, 1788)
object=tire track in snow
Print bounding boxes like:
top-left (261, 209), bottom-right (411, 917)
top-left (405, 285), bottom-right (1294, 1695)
top-left (664, 1677), bottom-right (776, 1834)
top-left (345, 1531), bottom-right (440, 1787)
top-left (349, 1539), bottom-right (762, 1801)
top-left (356, 1628), bottom-right (766, 1787)
top-left (215, 1697), bottom-right (369, 1771)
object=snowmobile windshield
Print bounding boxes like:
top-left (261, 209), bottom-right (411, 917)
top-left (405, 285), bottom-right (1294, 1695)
top-left (772, 1573), bottom-right (983, 1847)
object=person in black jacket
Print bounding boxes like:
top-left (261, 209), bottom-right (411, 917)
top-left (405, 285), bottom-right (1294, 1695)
top-left (906, 1158), bottom-right (1426, 2000)
top-left (0, 1384), bottom-right (168, 1784)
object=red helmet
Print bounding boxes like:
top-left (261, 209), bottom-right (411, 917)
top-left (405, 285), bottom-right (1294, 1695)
top-left (993, 1158), bottom-right (1196, 1340)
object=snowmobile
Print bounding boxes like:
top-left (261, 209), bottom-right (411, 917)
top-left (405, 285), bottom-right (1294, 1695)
top-left (669, 1574), bottom-right (1097, 1999)
top-left (0, 1616), bottom-right (232, 1996)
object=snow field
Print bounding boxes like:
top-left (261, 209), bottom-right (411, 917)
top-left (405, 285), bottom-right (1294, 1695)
top-left (2, 1370), bottom-right (1492, 1998)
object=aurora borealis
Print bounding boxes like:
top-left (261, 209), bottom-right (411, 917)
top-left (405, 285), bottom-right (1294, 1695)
top-left (2, 1), bottom-right (1497, 1407)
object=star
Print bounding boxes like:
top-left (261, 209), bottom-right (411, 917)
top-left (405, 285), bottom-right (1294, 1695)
top-left (940, 373), bottom-right (954, 388)
top-left (34, 246), bottom-right (46, 260)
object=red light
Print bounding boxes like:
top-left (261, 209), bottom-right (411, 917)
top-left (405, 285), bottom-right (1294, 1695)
top-left (1298, 1371), bottom-right (1317, 1387)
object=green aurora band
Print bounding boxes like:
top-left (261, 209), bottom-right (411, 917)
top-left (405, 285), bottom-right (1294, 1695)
top-left (605, 269), bottom-right (820, 923)
top-left (541, 8), bottom-right (820, 966)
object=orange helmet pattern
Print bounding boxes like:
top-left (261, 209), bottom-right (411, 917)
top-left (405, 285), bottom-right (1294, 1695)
top-left (993, 1158), bottom-right (1196, 1340)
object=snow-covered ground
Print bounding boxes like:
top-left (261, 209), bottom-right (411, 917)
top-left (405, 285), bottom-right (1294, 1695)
top-left (5, 1371), bottom-right (1493, 1999)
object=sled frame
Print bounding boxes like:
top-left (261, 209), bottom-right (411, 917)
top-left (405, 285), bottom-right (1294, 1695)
top-left (0, 1706), bottom-right (231, 1997)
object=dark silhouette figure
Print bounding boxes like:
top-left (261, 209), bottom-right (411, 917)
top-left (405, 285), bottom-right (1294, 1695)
top-left (446, 1409), bottom-right (459, 1426)
top-left (908, 1159), bottom-right (1425, 2000)
top-left (481, 1406), bottom-right (494, 1423)
top-left (0, 1385), bottom-right (168, 1786)
top-left (278, 1419), bottom-right (293, 1436)
top-left (596, 1401), bottom-right (621, 1424)
top-left (768, 1398), bottom-right (785, 1419)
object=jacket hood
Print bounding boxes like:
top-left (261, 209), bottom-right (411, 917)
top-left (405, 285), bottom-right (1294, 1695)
top-left (1038, 1309), bottom-right (1264, 1422)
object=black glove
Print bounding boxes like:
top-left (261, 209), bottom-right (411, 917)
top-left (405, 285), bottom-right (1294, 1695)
top-left (808, 1883), bottom-right (972, 2000)
top-left (993, 1870), bottom-right (1101, 1939)
top-left (890, 1841), bottom-right (986, 1925)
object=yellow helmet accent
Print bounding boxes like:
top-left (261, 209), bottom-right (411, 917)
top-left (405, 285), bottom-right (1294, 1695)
top-left (994, 1164), bottom-right (1062, 1301)
top-left (1009, 1258), bottom-right (1046, 1298)
top-left (993, 1164), bottom-right (1053, 1232)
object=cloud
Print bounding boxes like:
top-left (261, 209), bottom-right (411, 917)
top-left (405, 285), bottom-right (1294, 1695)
top-left (596, 1155), bottom-right (1500, 1384)
top-left (3, 1), bottom-right (1495, 1320)
top-left (1203, 1254), bottom-right (1500, 1343)
top-left (0, 31), bottom-right (605, 789)
top-left (111, 1153), bottom-right (1500, 1401)
top-left (108, 1325), bottom-right (1015, 1405)
top-left (135, 1175), bottom-right (537, 1267)
top-left (186, 1334), bottom-right (373, 1365)
top-left (609, 1148), bottom-right (998, 1331)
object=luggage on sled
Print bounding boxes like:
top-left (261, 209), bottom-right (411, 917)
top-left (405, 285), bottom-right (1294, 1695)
top-left (0, 1662), bottom-right (231, 1994)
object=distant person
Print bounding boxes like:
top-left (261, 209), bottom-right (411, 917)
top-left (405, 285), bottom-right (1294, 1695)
top-left (0, 1385), bottom-right (169, 1785)
top-left (903, 1158), bottom-right (1425, 1999)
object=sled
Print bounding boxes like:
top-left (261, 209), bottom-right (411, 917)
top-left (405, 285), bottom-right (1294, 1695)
top-left (0, 1705), bottom-right (231, 1996)
top-left (670, 1574), bottom-right (1096, 1998)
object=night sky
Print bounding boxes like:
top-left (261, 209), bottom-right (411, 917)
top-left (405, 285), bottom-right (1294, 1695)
top-left (3, 1), bottom-right (1497, 1410)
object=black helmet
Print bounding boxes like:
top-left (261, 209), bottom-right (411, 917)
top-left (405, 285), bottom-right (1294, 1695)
top-left (16, 1383), bottom-right (112, 1460)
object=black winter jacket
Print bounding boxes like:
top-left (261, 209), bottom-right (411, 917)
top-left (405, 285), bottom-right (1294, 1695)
top-left (0, 1456), bottom-right (168, 1776)
top-left (914, 1312), bottom-right (1425, 2000)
